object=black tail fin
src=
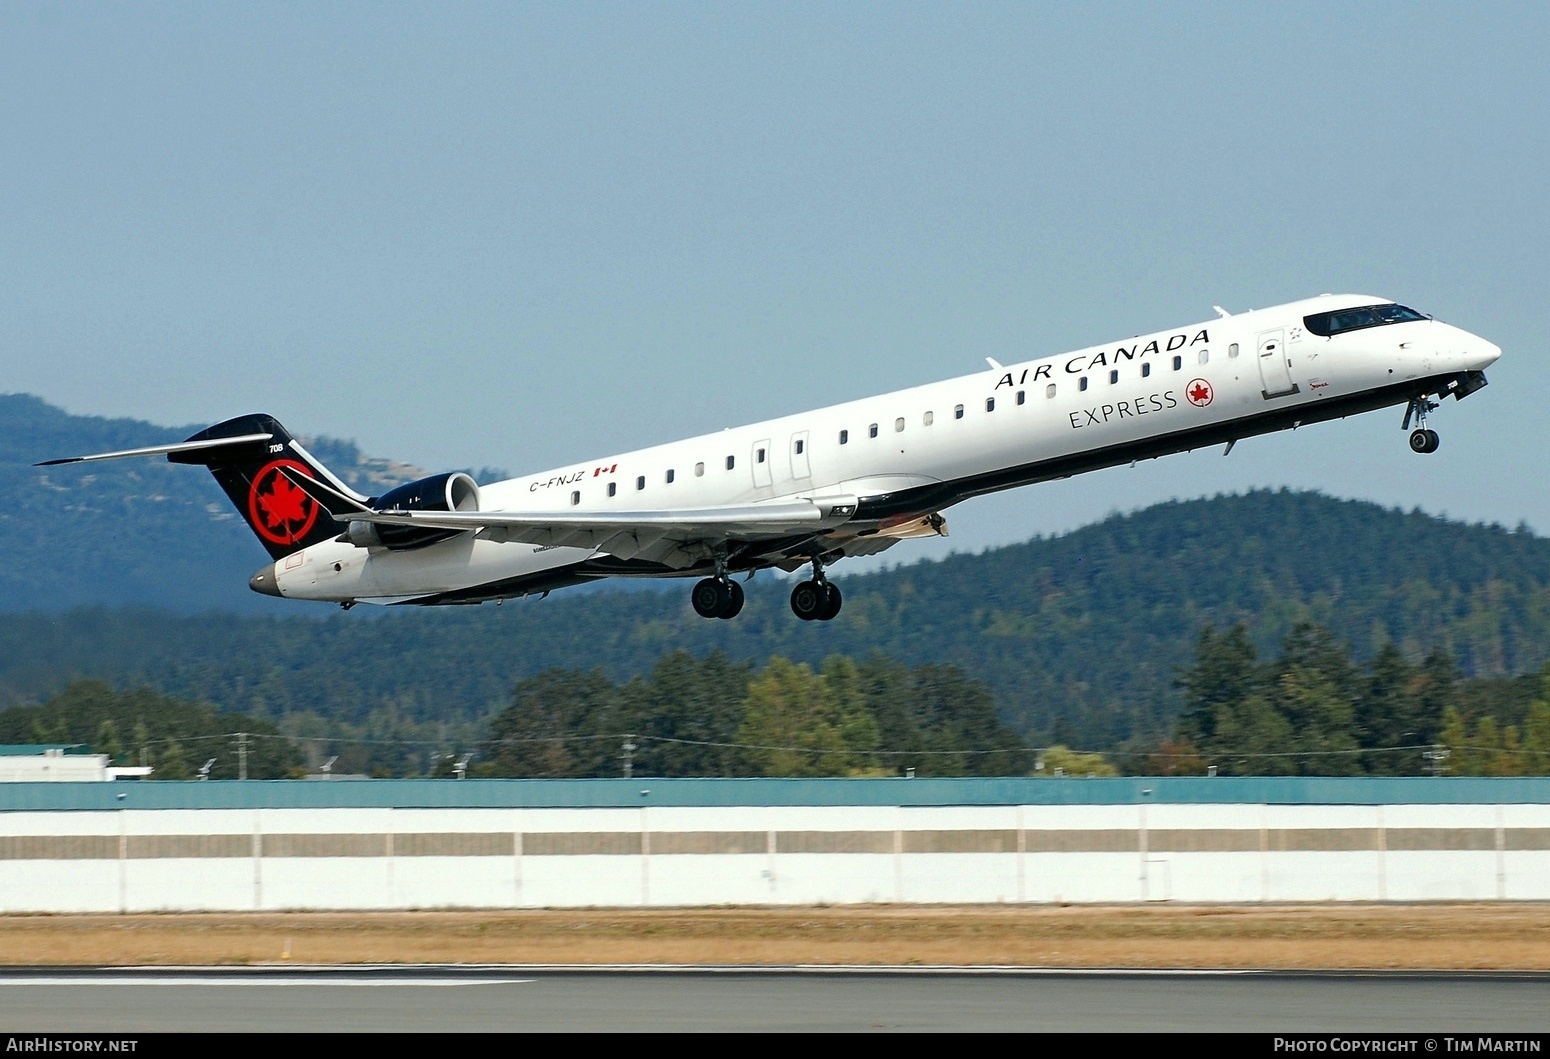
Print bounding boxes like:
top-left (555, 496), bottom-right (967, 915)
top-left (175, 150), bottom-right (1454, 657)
top-left (170, 414), bottom-right (351, 559)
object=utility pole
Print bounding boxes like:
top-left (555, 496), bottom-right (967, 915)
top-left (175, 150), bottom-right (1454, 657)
top-left (1423, 743), bottom-right (1450, 777)
top-left (622, 735), bottom-right (636, 779)
top-left (237, 732), bottom-right (249, 781)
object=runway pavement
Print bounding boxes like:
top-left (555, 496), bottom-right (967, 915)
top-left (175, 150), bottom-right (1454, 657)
top-left (0, 967), bottom-right (1547, 1032)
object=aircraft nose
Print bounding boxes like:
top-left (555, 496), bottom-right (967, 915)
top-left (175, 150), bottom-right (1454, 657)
top-left (249, 563), bottom-right (283, 597)
top-left (1435, 323), bottom-right (1500, 371)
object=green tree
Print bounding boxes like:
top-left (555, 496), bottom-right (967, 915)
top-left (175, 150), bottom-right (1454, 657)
top-left (1438, 706), bottom-right (1472, 775)
top-left (737, 657), bottom-right (852, 776)
top-left (1522, 702), bottom-right (1550, 775)
top-left (851, 655), bottom-right (1028, 776)
top-left (1358, 643), bottom-right (1419, 775)
top-left (1177, 625), bottom-right (1260, 758)
top-left (480, 669), bottom-right (622, 777)
top-left (94, 719), bottom-right (124, 764)
top-left (0, 680), bottom-right (299, 779)
top-left (625, 651), bottom-right (754, 777)
top-left (821, 655), bottom-right (881, 771)
top-left (154, 739), bottom-right (193, 780)
top-left (1412, 649), bottom-right (1461, 746)
top-left (1037, 744), bottom-right (1118, 778)
top-left (1211, 691), bottom-right (1298, 776)
top-left (1270, 625), bottom-right (1360, 775)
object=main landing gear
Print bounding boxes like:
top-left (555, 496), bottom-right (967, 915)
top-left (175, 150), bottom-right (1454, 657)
top-left (691, 575), bottom-right (744, 619)
top-left (689, 553), bottom-right (844, 622)
top-left (1404, 396), bottom-right (1441, 454)
top-left (790, 554), bottom-right (842, 622)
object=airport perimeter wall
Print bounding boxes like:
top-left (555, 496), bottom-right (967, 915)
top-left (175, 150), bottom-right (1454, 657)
top-left (1, 777), bottom-right (1548, 911)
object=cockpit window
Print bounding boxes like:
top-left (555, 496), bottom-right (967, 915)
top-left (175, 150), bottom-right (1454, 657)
top-left (1304, 303), bottom-right (1427, 337)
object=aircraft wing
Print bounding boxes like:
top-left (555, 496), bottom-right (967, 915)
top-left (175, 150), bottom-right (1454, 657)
top-left (351, 498), bottom-right (855, 539)
top-left (282, 467), bottom-right (858, 564)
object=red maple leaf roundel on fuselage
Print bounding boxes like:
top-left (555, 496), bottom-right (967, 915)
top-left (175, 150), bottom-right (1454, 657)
top-left (1186, 379), bottom-right (1214, 407)
top-left (247, 459), bottom-right (321, 547)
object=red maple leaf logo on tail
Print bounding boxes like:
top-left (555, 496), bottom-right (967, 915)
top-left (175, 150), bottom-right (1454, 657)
top-left (247, 460), bottom-right (321, 546)
top-left (258, 474), bottom-right (310, 530)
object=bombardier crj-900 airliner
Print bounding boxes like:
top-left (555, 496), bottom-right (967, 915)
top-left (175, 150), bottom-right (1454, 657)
top-left (43, 295), bottom-right (1500, 620)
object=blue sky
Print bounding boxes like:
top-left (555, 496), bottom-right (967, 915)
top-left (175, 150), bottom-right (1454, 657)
top-left (3, 2), bottom-right (1546, 559)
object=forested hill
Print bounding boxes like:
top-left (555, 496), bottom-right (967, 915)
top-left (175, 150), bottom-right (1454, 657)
top-left (2, 437), bottom-right (1548, 747)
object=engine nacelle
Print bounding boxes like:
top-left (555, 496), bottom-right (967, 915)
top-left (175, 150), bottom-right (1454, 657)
top-left (347, 471), bottom-right (480, 550)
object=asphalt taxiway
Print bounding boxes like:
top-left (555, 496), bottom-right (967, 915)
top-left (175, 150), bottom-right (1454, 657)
top-left (0, 967), bottom-right (1546, 1032)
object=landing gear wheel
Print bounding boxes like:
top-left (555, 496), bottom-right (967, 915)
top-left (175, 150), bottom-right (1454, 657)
top-left (817, 582), bottom-right (842, 621)
top-left (720, 579), bottom-right (745, 619)
top-left (1409, 428), bottom-right (1440, 454)
top-left (790, 580), bottom-right (827, 621)
top-left (692, 577), bottom-right (732, 618)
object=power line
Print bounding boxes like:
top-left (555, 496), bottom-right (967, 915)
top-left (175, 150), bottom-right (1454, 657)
top-left (130, 730), bottom-right (1544, 763)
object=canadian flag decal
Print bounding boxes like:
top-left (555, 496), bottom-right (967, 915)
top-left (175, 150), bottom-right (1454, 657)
top-left (593, 464), bottom-right (617, 477)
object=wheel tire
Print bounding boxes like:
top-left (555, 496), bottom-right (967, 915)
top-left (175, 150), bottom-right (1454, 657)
top-left (790, 580), bottom-right (826, 621)
top-left (720, 580), bottom-right (745, 619)
top-left (692, 577), bottom-right (730, 618)
top-left (1410, 429), bottom-right (1431, 454)
top-left (1425, 429), bottom-right (1441, 453)
top-left (818, 582), bottom-right (842, 621)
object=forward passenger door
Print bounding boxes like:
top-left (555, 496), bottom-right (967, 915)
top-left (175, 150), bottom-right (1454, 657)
top-left (1257, 329), bottom-right (1298, 398)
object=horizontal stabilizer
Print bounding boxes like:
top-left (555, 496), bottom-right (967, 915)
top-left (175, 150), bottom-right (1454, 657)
top-left (36, 433), bottom-right (273, 467)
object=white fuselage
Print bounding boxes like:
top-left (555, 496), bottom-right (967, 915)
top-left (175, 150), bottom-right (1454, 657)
top-left (273, 294), bottom-right (1501, 604)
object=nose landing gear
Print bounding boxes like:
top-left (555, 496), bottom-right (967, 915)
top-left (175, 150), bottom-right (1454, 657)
top-left (790, 553), bottom-right (842, 621)
top-left (1403, 396), bottom-right (1441, 454)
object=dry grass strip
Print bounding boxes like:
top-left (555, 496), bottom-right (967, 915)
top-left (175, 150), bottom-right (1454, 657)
top-left (2, 905), bottom-right (1549, 969)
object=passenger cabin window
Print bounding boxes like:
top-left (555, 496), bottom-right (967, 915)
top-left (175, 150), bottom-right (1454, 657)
top-left (1016, 390), bottom-right (1025, 405)
top-left (570, 490), bottom-right (580, 506)
top-left (1303, 303), bottom-right (1426, 337)
top-left (695, 462), bottom-right (705, 477)
top-left (665, 469), bottom-right (675, 484)
top-left (1172, 355), bottom-right (1182, 370)
top-left (894, 417), bottom-right (905, 432)
top-left (869, 423), bottom-right (879, 438)
top-left (636, 476), bottom-right (645, 490)
top-left (756, 447), bottom-right (766, 463)
top-left (923, 411), bottom-right (934, 426)
top-left (608, 482), bottom-right (617, 497)
top-left (794, 439), bottom-right (804, 454)
top-left (1141, 363), bottom-right (1151, 378)
top-left (1228, 343), bottom-right (1239, 358)
top-left (839, 430), bottom-right (848, 445)
top-left (1109, 369), bottom-right (1119, 384)
top-left (985, 397), bottom-right (995, 412)
top-left (1079, 376), bottom-right (1088, 391)
top-left (1198, 349), bottom-right (1209, 364)
top-left (1046, 383), bottom-right (1056, 398)
top-left (726, 455), bottom-right (735, 470)
top-left (954, 404), bottom-right (964, 419)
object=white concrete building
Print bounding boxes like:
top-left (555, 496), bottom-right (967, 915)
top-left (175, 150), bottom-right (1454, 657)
top-left (0, 745), bottom-right (152, 782)
top-left (0, 777), bottom-right (1546, 910)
